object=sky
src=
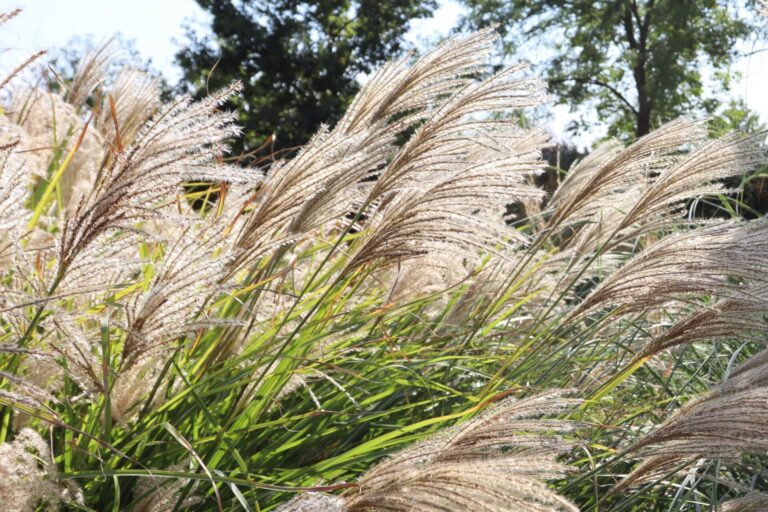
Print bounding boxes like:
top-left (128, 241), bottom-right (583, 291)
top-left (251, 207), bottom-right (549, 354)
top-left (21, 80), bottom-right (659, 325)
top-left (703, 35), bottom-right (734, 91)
top-left (2, 0), bottom-right (211, 80)
top-left (3, 0), bottom-right (767, 149)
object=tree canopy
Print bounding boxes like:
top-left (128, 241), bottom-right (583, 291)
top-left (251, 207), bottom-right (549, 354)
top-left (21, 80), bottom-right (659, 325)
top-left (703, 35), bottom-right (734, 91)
top-left (462, 0), bottom-right (762, 140)
top-left (176, 0), bottom-right (435, 157)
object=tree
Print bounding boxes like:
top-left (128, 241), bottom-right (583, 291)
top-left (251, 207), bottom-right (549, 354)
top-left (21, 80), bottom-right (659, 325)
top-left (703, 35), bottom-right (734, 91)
top-left (461, 0), bottom-right (761, 140)
top-left (176, 0), bottom-right (435, 157)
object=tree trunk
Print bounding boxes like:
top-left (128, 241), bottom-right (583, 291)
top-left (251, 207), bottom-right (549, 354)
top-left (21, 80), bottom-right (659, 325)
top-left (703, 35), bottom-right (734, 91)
top-left (634, 69), bottom-right (651, 137)
top-left (626, 0), bottom-right (654, 138)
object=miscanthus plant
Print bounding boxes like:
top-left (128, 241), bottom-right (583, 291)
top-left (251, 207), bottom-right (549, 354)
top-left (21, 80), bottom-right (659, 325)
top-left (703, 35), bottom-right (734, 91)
top-left (1, 9), bottom-right (768, 511)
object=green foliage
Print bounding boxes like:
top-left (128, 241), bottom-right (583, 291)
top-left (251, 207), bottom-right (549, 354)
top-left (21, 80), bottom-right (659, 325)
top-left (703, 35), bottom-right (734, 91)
top-left (176, 0), bottom-right (436, 156)
top-left (710, 99), bottom-right (766, 138)
top-left (461, 0), bottom-right (761, 140)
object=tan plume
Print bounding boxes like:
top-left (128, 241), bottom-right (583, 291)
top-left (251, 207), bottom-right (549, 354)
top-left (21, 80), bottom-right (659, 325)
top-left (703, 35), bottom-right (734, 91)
top-left (278, 390), bottom-right (579, 512)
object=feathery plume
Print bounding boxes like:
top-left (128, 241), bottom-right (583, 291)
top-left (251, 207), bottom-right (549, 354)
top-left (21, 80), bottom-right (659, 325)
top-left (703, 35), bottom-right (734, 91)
top-left (97, 67), bottom-right (161, 147)
top-left (57, 83), bottom-right (255, 272)
top-left (276, 494), bottom-right (345, 512)
top-left (0, 9), bottom-right (22, 25)
top-left (370, 63), bottom-right (546, 198)
top-left (232, 30), bottom-right (504, 270)
top-left (120, 220), bottom-right (231, 368)
top-left (10, 88), bottom-right (105, 212)
top-left (0, 50), bottom-right (46, 92)
top-left (570, 219), bottom-right (768, 322)
top-left (618, 131), bottom-right (766, 231)
top-left (344, 154), bottom-right (544, 273)
top-left (338, 28), bottom-right (498, 136)
top-left (65, 38), bottom-right (120, 108)
top-left (720, 493), bottom-right (768, 512)
top-left (614, 385), bottom-right (768, 492)
top-left (0, 428), bottom-right (81, 511)
top-left (334, 56), bottom-right (548, 277)
top-left (616, 342), bottom-right (768, 493)
top-left (131, 467), bottom-right (201, 512)
top-left (638, 284), bottom-right (768, 358)
top-left (545, 118), bottom-right (706, 235)
top-left (279, 391), bottom-right (579, 512)
top-left (0, 142), bottom-right (31, 272)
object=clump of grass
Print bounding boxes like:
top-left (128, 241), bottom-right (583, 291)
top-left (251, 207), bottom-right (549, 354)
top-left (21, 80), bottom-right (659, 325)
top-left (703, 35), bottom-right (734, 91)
top-left (0, 10), bottom-right (767, 511)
